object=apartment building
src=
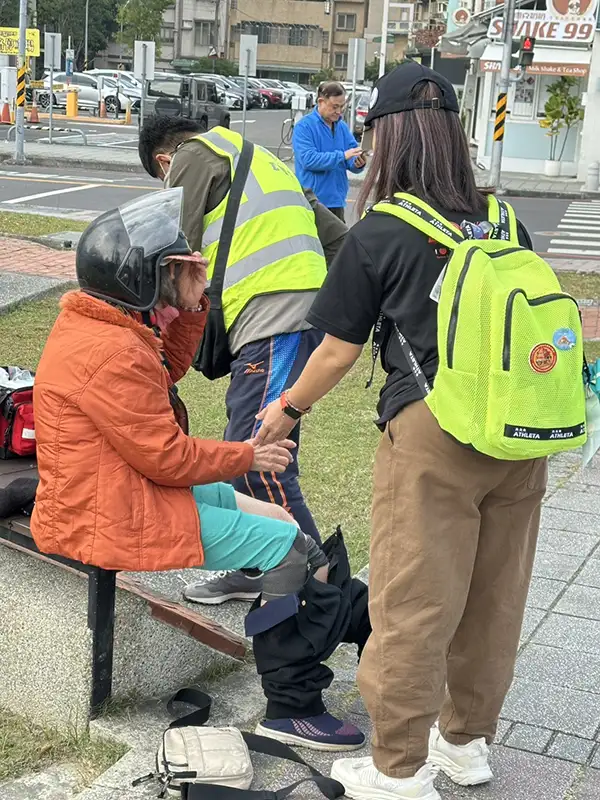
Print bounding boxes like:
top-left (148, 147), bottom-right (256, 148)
top-left (228, 0), bottom-right (368, 83)
top-left (365, 0), bottom-right (448, 65)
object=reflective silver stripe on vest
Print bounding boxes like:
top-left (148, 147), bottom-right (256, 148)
top-left (203, 190), bottom-right (312, 249)
top-left (200, 129), bottom-right (242, 161)
top-left (224, 233), bottom-right (324, 291)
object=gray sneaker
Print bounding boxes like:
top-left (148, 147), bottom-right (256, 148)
top-left (183, 570), bottom-right (263, 605)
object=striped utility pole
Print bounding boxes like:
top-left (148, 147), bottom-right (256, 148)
top-left (488, 0), bottom-right (516, 189)
top-left (14, 0), bottom-right (27, 163)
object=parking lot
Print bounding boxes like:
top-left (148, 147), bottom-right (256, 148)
top-left (5, 108), bottom-right (294, 157)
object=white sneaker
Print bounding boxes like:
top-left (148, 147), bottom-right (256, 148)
top-left (428, 725), bottom-right (493, 786)
top-left (331, 757), bottom-right (441, 800)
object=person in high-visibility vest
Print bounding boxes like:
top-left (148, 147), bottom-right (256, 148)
top-left (139, 115), bottom-right (346, 606)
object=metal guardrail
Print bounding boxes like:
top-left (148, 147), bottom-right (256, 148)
top-left (5, 124), bottom-right (88, 145)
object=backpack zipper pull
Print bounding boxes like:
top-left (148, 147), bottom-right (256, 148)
top-left (131, 772), bottom-right (155, 786)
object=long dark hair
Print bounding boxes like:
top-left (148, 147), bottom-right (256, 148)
top-left (357, 80), bottom-right (488, 217)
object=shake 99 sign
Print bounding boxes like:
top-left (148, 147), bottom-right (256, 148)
top-left (488, 0), bottom-right (598, 42)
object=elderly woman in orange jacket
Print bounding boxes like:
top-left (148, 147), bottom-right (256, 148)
top-left (31, 188), bottom-right (369, 753)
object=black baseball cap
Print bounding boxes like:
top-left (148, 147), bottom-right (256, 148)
top-left (364, 61), bottom-right (460, 131)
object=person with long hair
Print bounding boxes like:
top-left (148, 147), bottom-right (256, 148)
top-left (254, 62), bottom-right (547, 800)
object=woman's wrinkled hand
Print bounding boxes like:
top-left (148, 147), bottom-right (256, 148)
top-left (246, 437), bottom-right (297, 473)
top-left (253, 400), bottom-right (299, 445)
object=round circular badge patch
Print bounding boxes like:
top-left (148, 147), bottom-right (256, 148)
top-left (552, 327), bottom-right (577, 351)
top-left (530, 343), bottom-right (558, 374)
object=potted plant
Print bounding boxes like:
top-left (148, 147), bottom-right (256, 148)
top-left (539, 76), bottom-right (584, 177)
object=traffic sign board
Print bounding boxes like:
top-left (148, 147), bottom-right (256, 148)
top-left (0, 27), bottom-right (40, 56)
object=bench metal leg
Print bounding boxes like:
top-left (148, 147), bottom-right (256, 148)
top-left (88, 567), bottom-right (116, 718)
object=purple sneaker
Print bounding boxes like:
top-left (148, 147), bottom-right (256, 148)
top-left (255, 713), bottom-right (365, 752)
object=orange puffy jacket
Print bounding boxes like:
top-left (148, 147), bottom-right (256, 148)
top-left (31, 291), bottom-right (254, 572)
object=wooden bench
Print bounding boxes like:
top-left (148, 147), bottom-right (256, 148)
top-left (0, 459), bottom-right (247, 727)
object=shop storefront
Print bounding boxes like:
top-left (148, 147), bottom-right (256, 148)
top-left (472, 2), bottom-right (595, 176)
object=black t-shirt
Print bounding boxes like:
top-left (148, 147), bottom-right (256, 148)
top-left (306, 202), bottom-right (533, 427)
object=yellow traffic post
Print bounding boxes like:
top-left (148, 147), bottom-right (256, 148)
top-left (66, 88), bottom-right (78, 118)
top-left (125, 99), bottom-right (132, 125)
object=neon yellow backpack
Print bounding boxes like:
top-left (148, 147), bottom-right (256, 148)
top-left (371, 192), bottom-right (586, 460)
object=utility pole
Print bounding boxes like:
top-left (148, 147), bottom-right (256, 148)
top-left (14, 0), bottom-right (27, 164)
top-left (379, 0), bottom-right (390, 77)
top-left (215, 0), bottom-right (221, 57)
top-left (84, 0), bottom-right (89, 69)
top-left (488, 0), bottom-right (516, 189)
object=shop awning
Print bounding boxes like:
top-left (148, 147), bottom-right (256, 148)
top-left (479, 44), bottom-right (592, 77)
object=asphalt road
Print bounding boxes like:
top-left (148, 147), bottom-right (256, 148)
top-left (7, 108), bottom-right (293, 158)
top-left (0, 163), bottom-right (572, 258)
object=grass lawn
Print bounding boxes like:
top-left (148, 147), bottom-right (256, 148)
top-left (0, 211), bottom-right (88, 237)
top-left (2, 270), bottom-right (599, 570)
top-left (0, 292), bottom-right (381, 570)
top-left (0, 708), bottom-right (127, 785)
top-left (557, 271), bottom-right (600, 300)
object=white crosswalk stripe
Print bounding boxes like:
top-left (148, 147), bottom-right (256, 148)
top-left (549, 200), bottom-right (600, 255)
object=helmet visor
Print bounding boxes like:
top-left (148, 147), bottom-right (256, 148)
top-left (118, 187), bottom-right (184, 258)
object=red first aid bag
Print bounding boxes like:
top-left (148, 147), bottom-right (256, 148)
top-left (0, 370), bottom-right (35, 458)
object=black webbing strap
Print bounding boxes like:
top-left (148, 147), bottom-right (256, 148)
top-left (208, 138), bottom-right (255, 311)
top-left (167, 686), bottom-right (212, 729)
top-left (182, 732), bottom-right (345, 800)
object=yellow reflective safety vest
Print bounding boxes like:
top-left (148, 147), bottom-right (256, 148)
top-left (194, 128), bottom-right (327, 332)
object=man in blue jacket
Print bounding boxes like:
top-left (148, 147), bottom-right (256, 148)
top-left (292, 81), bottom-right (366, 222)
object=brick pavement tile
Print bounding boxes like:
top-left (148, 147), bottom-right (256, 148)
top-left (520, 607), bottom-right (545, 642)
top-left (592, 746), bottom-right (600, 768)
top-left (547, 734), bottom-right (595, 764)
top-left (496, 719), bottom-right (513, 743)
top-left (576, 558), bottom-right (600, 589)
top-left (545, 488), bottom-right (600, 516)
top-left (537, 529), bottom-right (598, 557)
top-left (502, 677), bottom-right (600, 737)
top-left (533, 551), bottom-right (585, 582)
top-left (534, 613), bottom-right (600, 657)
top-left (505, 723), bottom-right (553, 754)
top-left (576, 768), bottom-right (600, 799)
top-left (540, 508), bottom-right (598, 535)
top-left (516, 643), bottom-right (600, 694)
top-left (0, 237), bottom-right (75, 280)
top-left (435, 745), bottom-right (577, 800)
top-left (555, 584), bottom-right (600, 620)
top-left (526, 577), bottom-right (566, 610)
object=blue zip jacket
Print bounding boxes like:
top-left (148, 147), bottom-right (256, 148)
top-left (292, 108), bottom-right (364, 209)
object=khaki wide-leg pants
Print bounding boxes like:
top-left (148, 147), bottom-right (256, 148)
top-left (358, 401), bottom-right (547, 778)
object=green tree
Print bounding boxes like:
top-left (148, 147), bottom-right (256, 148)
top-left (539, 76), bottom-right (584, 161)
top-left (37, 0), bottom-right (118, 70)
top-left (365, 59), bottom-right (398, 82)
top-left (188, 57), bottom-right (237, 76)
top-left (0, 0), bottom-right (19, 27)
top-left (310, 68), bottom-right (335, 87)
top-left (117, 0), bottom-right (172, 57)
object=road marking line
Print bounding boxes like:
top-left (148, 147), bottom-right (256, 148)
top-left (96, 138), bottom-right (139, 147)
top-left (548, 247), bottom-right (600, 255)
top-left (556, 230), bottom-right (600, 237)
top-left (550, 239), bottom-right (600, 246)
top-left (0, 174), bottom-right (155, 191)
top-left (2, 183), bottom-right (100, 204)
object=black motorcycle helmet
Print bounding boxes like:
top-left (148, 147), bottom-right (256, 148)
top-left (76, 188), bottom-right (191, 312)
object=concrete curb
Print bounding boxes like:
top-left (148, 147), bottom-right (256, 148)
top-left (0, 278), bottom-right (74, 317)
top-left (0, 155), bottom-right (144, 174)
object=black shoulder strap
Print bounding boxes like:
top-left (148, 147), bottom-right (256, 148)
top-left (182, 732), bottom-right (345, 800)
top-left (165, 688), bottom-right (344, 800)
top-left (167, 686), bottom-right (212, 729)
top-left (208, 139), bottom-right (255, 311)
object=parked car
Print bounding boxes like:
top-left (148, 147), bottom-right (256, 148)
top-left (38, 72), bottom-right (130, 114)
top-left (87, 69), bottom-right (142, 109)
top-left (239, 77), bottom-right (288, 109)
top-left (259, 79), bottom-right (293, 108)
top-left (194, 74), bottom-right (244, 110)
top-left (144, 73), bottom-right (230, 129)
top-left (353, 90), bottom-right (370, 140)
top-left (281, 81), bottom-right (314, 108)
